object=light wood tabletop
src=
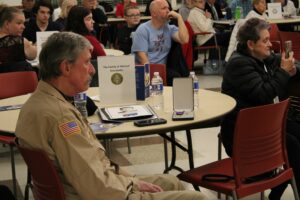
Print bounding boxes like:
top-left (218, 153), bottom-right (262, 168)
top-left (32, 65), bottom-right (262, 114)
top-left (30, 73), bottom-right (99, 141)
top-left (0, 87), bottom-right (236, 138)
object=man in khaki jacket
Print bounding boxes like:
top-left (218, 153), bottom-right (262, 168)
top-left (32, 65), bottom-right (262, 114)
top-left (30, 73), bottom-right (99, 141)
top-left (15, 32), bottom-right (207, 200)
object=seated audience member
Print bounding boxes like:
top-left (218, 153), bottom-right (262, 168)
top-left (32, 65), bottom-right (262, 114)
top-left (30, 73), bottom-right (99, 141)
top-left (132, 0), bottom-right (188, 85)
top-left (115, 0), bottom-right (138, 18)
top-left (116, 6), bottom-right (140, 54)
top-left (0, 5), bottom-right (37, 73)
top-left (55, 0), bottom-right (77, 30)
top-left (225, 0), bottom-right (267, 61)
top-left (22, 0), bottom-right (36, 21)
top-left (23, 0), bottom-right (61, 43)
top-left (187, 0), bottom-right (230, 55)
top-left (52, 0), bottom-right (64, 21)
top-left (15, 31), bottom-right (208, 200)
top-left (274, 0), bottom-right (297, 16)
top-left (204, 0), bottom-right (224, 20)
top-left (221, 18), bottom-right (300, 200)
top-left (245, 0), bottom-right (267, 19)
top-left (66, 6), bottom-right (106, 59)
top-left (179, 0), bottom-right (193, 21)
top-left (132, 0), bottom-right (188, 65)
top-left (230, 0), bottom-right (252, 18)
top-left (145, 0), bottom-right (173, 16)
top-left (82, 0), bottom-right (107, 34)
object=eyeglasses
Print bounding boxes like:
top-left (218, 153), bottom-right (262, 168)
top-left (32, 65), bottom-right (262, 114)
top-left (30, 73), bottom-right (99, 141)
top-left (125, 14), bottom-right (141, 18)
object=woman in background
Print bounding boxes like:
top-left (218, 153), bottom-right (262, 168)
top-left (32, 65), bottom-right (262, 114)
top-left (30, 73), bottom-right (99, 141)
top-left (0, 5), bottom-right (36, 73)
top-left (65, 6), bottom-right (106, 59)
top-left (55, 0), bottom-right (77, 30)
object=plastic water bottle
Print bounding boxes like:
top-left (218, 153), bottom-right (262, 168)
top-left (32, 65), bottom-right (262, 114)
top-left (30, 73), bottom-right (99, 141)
top-left (189, 71), bottom-right (199, 109)
top-left (235, 6), bottom-right (241, 19)
top-left (151, 72), bottom-right (164, 110)
top-left (74, 92), bottom-right (88, 118)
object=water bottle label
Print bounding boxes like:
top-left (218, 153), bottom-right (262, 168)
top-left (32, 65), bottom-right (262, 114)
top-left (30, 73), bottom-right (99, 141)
top-left (74, 93), bottom-right (87, 101)
top-left (152, 84), bottom-right (163, 91)
top-left (194, 82), bottom-right (199, 90)
top-left (159, 83), bottom-right (163, 91)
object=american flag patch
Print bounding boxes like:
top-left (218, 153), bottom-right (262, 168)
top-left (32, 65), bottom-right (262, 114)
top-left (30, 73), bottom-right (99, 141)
top-left (59, 121), bottom-right (81, 137)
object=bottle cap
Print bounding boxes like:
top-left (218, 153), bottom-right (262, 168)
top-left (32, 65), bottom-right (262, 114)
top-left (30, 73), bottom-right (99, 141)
top-left (154, 72), bottom-right (160, 76)
top-left (190, 71), bottom-right (195, 75)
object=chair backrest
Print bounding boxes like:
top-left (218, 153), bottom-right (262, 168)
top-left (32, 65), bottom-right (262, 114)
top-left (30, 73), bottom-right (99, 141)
top-left (182, 21), bottom-right (194, 70)
top-left (269, 23), bottom-right (281, 53)
top-left (149, 64), bottom-right (167, 86)
top-left (16, 144), bottom-right (65, 200)
top-left (233, 99), bottom-right (290, 185)
top-left (0, 71), bottom-right (38, 99)
top-left (279, 31), bottom-right (300, 60)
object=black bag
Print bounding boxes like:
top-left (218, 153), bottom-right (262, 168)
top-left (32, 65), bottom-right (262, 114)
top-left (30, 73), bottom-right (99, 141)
top-left (203, 60), bottom-right (225, 75)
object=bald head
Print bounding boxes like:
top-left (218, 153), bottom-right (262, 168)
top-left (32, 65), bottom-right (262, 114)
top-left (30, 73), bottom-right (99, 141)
top-left (149, 0), bottom-right (167, 15)
top-left (149, 0), bottom-right (169, 17)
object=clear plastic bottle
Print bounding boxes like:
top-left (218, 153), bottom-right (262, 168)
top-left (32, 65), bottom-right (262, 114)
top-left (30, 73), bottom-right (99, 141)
top-left (151, 72), bottom-right (164, 110)
top-left (189, 71), bottom-right (199, 109)
top-left (235, 6), bottom-right (241, 20)
top-left (74, 92), bottom-right (88, 118)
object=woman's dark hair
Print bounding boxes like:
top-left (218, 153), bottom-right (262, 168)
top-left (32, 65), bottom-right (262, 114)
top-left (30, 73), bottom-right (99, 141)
top-left (237, 18), bottom-right (270, 50)
top-left (65, 6), bottom-right (91, 35)
top-left (32, 0), bottom-right (54, 15)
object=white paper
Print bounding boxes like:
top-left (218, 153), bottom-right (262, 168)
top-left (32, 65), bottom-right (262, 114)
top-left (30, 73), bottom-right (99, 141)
top-left (98, 55), bottom-right (136, 105)
top-left (35, 31), bottom-right (58, 63)
top-left (268, 3), bottom-right (282, 19)
top-left (105, 105), bottom-right (152, 120)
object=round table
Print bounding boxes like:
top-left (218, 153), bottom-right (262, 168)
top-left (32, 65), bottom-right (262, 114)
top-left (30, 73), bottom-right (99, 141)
top-left (0, 87), bottom-right (235, 136)
top-left (0, 87), bottom-right (236, 171)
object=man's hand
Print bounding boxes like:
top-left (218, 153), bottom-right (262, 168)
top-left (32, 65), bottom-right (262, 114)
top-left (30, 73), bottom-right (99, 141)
top-left (167, 11), bottom-right (181, 20)
top-left (137, 180), bottom-right (164, 193)
top-left (281, 51), bottom-right (297, 76)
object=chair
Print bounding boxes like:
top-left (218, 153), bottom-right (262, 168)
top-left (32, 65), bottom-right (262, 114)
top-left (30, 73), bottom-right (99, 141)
top-left (269, 23), bottom-right (282, 53)
top-left (279, 31), bottom-right (300, 60)
top-left (16, 141), bottom-right (65, 200)
top-left (184, 21), bottom-right (222, 70)
top-left (287, 73), bottom-right (300, 125)
top-left (0, 71), bottom-right (38, 198)
top-left (149, 63), bottom-right (167, 86)
top-left (178, 99), bottom-right (300, 199)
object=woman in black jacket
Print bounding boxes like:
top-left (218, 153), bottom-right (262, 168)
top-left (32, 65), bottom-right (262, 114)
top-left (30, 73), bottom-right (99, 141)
top-left (221, 18), bottom-right (300, 199)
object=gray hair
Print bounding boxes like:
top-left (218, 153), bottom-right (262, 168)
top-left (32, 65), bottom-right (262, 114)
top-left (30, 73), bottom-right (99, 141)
top-left (39, 32), bottom-right (92, 80)
top-left (237, 18), bottom-right (270, 50)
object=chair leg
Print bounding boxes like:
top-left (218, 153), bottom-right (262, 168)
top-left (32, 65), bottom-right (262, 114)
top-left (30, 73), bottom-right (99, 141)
top-left (232, 191), bottom-right (238, 200)
top-left (291, 177), bottom-right (300, 200)
top-left (24, 168), bottom-right (31, 200)
top-left (163, 136), bottom-right (168, 173)
top-left (260, 191), bottom-right (265, 200)
top-left (127, 137), bottom-right (131, 154)
top-left (218, 133), bottom-right (222, 161)
top-left (9, 145), bottom-right (17, 199)
top-left (217, 133), bottom-right (222, 199)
